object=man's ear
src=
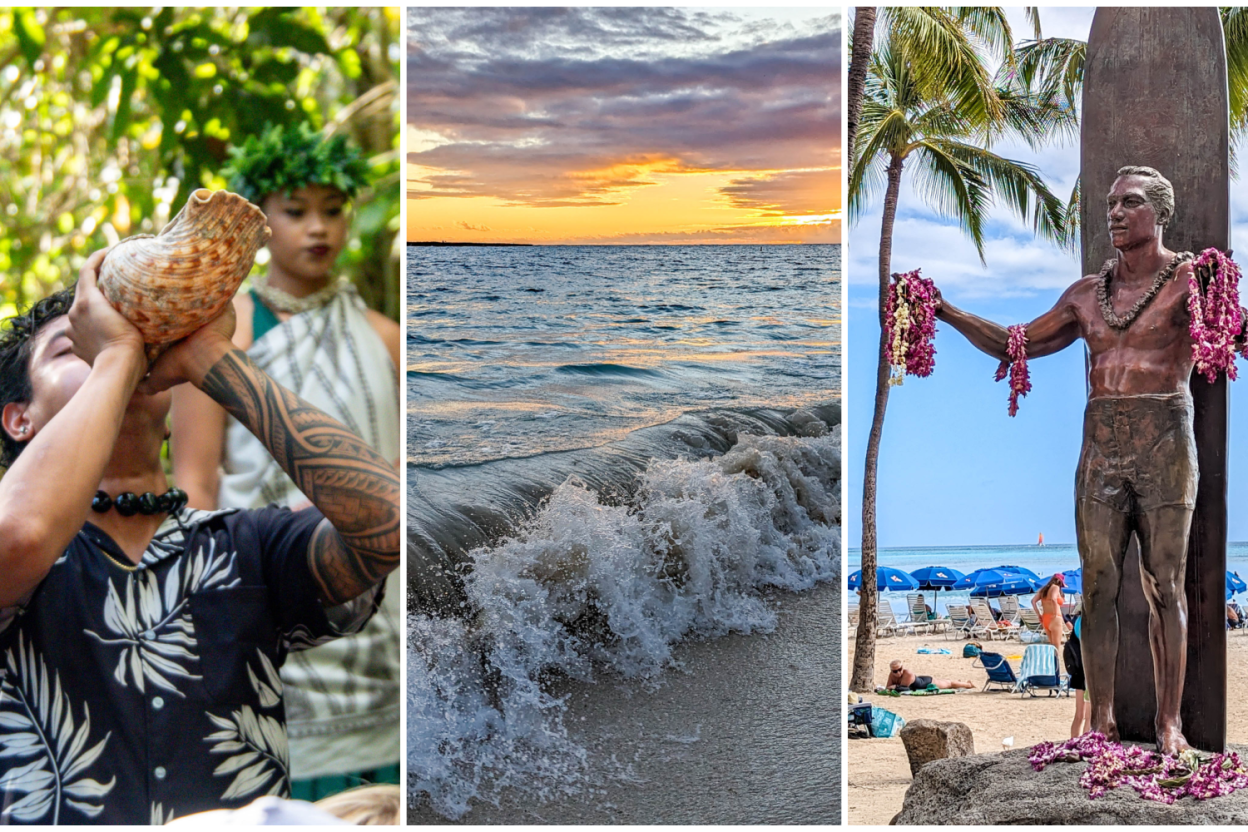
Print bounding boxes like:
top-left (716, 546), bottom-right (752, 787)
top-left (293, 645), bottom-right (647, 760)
top-left (1, 402), bottom-right (32, 445)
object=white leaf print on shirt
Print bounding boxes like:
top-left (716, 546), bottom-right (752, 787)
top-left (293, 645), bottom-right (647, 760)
top-left (204, 648), bottom-right (290, 802)
top-left (151, 801), bottom-right (176, 825)
top-left (84, 540), bottom-right (240, 695)
top-left (0, 634), bottom-right (115, 823)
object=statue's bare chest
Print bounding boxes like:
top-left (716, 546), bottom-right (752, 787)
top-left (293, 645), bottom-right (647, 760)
top-left (1078, 276), bottom-right (1191, 356)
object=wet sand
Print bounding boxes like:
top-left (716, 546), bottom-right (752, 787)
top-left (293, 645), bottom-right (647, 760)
top-left (409, 582), bottom-right (840, 824)
top-left (848, 630), bottom-right (1248, 825)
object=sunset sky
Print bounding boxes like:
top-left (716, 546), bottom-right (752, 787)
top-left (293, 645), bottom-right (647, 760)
top-left (406, 8), bottom-right (839, 244)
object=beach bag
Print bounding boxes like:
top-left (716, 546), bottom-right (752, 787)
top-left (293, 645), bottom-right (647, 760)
top-left (870, 707), bottom-right (905, 738)
top-left (963, 642), bottom-right (982, 659)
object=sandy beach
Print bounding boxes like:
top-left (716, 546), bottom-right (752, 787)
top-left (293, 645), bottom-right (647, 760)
top-left (411, 583), bottom-right (840, 824)
top-left (848, 629), bottom-right (1248, 825)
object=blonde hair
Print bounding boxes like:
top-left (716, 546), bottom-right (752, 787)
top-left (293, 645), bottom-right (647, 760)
top-left (315, 785), bottom-right (401, 826)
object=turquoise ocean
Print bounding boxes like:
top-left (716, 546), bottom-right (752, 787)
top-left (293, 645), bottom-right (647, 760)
top-left (847, 542), bottom-right (1248, 617)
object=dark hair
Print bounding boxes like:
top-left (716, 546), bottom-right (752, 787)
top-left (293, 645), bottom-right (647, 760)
top-left (0, 289), bottom-right (74, 467)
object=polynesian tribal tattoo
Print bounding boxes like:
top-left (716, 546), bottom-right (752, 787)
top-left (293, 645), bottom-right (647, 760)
top-left (200, 348), bottom-right (400, 605)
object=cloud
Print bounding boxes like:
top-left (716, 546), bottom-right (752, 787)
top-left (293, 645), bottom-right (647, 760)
top-left (456, 221), bottom-right (491, 232)
top-left (407, 8), bottom-right (838, 218)
top-left (721, 169), bottom-right (839, 216)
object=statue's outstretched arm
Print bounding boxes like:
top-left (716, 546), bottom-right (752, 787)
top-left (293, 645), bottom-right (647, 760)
top-left (936, 283), bottom-right (1082, 362)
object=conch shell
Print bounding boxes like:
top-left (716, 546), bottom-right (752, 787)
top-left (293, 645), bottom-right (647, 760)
top-left (99, 189), bottom-right (271, 362)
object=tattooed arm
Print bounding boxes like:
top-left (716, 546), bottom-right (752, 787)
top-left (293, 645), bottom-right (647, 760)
top-left (145, 309), bottom-right (399, 605)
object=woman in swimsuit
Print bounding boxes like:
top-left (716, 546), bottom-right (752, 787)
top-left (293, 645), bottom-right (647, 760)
top-left (1032, 573), bottom-right (1067, 654)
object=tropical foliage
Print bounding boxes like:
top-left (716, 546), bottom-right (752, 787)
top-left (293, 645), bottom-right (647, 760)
top-left (0, 7), bottom-right (400, 322)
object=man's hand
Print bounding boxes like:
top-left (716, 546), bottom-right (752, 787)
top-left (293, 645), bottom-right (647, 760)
top-left (140, 305), bottom-right (237, 395)
top-left (66, 249), bottom-right (145, 370)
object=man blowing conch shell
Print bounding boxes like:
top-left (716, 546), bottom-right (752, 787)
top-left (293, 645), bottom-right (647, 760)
top-left (0, 247), bottom-right (399, 824)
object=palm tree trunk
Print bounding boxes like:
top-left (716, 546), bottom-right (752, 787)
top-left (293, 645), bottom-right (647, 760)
top-left (846, 7), bottom-right (877, 165)
top-left (850, 152), bottom-right (904, 693)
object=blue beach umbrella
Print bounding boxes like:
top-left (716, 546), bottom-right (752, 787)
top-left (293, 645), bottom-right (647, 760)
top-left (909, 566), bottom-right (966, 590)
top-left (1227, 571), bottom-right (1247, 597)
top-left (1060, 569), bottom-right (1083, 594)
top-left (848, 567), bottom-right (920, 592)
top-left (955, 567), bottom-right (1041, 598)
top-left (996, 564), bottom-right (1041, 580)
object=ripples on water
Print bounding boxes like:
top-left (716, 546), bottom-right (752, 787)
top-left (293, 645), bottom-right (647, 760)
top-left (408, 245), bottom-right (840, 467)
top-left (407, 245), bottom-right (841, 818)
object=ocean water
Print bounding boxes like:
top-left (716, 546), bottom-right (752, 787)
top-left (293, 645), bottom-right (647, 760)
top-left (408, 244), bottom-right (840, 467)
top-left (847, 542), bottom-right (1248, 617)
top-left (407, 245), bottom-right (842, 819)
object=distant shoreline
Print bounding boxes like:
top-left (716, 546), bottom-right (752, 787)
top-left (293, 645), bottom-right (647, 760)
top-left (408, 241), bottom-right (533, 247)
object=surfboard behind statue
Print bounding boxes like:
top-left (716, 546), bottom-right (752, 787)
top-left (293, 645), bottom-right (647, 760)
top-left (1081, 6), bottom-right (1229, 752)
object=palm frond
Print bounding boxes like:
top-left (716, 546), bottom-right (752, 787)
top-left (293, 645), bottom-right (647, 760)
top-left (1007, 37), bottom-right (1085, 114)
top-left (1223, 7), bottom-right (1248, 144)
top-left (991, 86), bottom-right (1079, 150)
top-left (1024, 7), bottom-right (1043, 40)
top-left (933, 139), bottom-right (1071, 251)
top-left (909, 140), bottom-right (990, 259)
top-left (954, 6), bottom-right (1016, 65)
top-left (882, 7), bottom-right (1005, 122)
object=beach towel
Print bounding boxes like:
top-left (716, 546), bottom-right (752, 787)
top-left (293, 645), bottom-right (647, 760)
top-left (916, 646), bottom-right (952, 655)
top-left (875, 687), bottom-right (958, 697)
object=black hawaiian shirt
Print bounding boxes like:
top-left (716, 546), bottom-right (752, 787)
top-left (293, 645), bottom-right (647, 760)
top-left (0, 505), bottom-right (380, 825)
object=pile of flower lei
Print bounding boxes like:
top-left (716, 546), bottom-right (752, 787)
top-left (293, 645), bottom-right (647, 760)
top-left (994, 324), bottom-right (1030, 417)
top-left (885, 269), bottom-right (938, 385)
top-left (1029, 732), bottom-right (1248, 803)
top-left (1188, 248), bottom-right (1245, 383)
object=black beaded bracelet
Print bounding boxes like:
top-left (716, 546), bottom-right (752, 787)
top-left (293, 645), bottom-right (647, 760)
top-left (91, 487), bottom-right (188, 516)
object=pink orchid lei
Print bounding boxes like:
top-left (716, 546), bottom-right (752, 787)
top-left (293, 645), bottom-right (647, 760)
top-left (1029, 732), bottom-right (1248, 804)
top-left (1188, 248), bottom-right (1244, 383)
top-left (993, 324), bottom-right (1030, 417)
top-left (885, 269), bottom-right (938, 386)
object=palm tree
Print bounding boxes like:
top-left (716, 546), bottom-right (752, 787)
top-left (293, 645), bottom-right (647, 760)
top-left (847, 7), bottom-right (1042, 166)
top-left (848, 26), bottom-right (1075, 693)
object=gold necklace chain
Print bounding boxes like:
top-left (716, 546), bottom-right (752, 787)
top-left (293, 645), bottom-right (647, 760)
top-left (98, 546), bottom-right (140, 572)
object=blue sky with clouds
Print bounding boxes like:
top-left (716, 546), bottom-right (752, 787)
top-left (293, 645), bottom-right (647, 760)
top-left (848, 7), bottom-right (1248, 548)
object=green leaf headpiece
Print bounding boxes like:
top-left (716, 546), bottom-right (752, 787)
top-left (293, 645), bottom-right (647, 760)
top-left (222, 122), bottom-right (371, 204)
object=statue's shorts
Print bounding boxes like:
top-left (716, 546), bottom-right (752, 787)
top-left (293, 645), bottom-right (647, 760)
top-left (1075, 392), bottom-right (1198, 513)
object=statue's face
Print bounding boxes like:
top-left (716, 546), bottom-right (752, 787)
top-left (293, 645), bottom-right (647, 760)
top-left (1106, 176), bottom-right (1160, 250)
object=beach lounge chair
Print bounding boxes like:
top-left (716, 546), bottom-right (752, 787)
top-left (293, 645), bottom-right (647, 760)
top-left (905, 593), bottom-right (920, 616)
top-left (1019, 608), bottom-right (1044, 634)
top-left (975, 651), bottom-right (1018, 692)
top-left (999, 595), bottom-right (1022, 626)
top-left (1016, 644), bottom-right (1069, 697)
top-left (876, 608), bottom-right (900, 638)
top-left (907, 597), bottom-right (937, 635)
top-left (971, 600), bottom-right (1009, 640)
top-left (945, 606), bottom-right (976, 640)
top-left (849, 605), bottom-right (860, 635)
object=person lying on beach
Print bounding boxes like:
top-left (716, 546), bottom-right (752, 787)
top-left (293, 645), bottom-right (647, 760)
top-left (886, 660), bottom-right (975, 692)
top-left (0, 252), bottom-right (399, 824)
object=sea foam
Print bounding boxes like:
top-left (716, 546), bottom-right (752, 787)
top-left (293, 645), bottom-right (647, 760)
top-left (407, 429), bottom-right (840, 818)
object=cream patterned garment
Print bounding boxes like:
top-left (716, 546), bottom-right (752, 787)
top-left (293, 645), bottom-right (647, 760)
top-left (220, 284), bottom-right (401, 778)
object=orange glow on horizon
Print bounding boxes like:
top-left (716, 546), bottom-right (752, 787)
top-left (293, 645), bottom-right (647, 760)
top-left (408, 165), bottom-right (840, 245)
